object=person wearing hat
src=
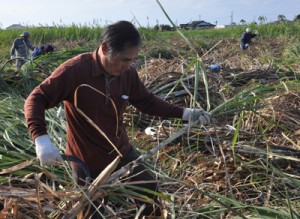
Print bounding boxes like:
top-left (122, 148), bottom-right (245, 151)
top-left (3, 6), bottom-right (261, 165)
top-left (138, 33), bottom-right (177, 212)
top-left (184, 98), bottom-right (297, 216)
top-left (240, 28), bottom-right (258, 50)
top-left (10, 31), bottom-right (34, 68)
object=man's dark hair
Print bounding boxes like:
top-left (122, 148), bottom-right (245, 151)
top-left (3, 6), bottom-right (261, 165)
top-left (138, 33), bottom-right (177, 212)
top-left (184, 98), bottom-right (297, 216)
top-left (100, 20), bottom-right (141, 55)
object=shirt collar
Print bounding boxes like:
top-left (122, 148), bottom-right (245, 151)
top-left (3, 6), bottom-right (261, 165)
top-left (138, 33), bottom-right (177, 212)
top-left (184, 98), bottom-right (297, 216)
top-left (91, 47), bottom-right (107, 77)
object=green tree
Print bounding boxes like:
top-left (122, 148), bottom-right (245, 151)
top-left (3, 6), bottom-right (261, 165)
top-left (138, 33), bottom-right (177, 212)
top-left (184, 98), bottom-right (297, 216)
top-left (240, 19), bottom-right (246, 25)
top-left (294, 14), bottom-right (300, 21)
top-left (277, 14), bottom-right (286, 22)
top-left (258, 16), bottom-right (266, 25)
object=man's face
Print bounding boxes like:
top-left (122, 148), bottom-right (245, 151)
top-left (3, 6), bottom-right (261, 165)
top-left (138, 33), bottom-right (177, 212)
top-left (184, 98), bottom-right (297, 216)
top-left (103, 46), bottom-right (140, 77)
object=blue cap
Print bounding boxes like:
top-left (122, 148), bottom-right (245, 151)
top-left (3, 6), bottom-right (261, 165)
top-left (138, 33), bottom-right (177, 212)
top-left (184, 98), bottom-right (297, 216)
top-left (20, 31), bottom-right (30, 37)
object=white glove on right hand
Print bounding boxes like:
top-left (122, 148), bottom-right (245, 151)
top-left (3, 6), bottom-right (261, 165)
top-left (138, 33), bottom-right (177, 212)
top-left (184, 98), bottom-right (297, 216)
top-left (35, 135), bottom-right (62, 166)
top-left (182, 108), bottom-right (211, 126)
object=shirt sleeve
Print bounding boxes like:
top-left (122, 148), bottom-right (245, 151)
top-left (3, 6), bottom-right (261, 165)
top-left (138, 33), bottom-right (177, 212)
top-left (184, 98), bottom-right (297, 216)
top-left (24, 65), bottom-right (73, 140)
top-left (241, 32), bottom-right (246, 42)
top-left (10, 40), bottom-right (16, 56)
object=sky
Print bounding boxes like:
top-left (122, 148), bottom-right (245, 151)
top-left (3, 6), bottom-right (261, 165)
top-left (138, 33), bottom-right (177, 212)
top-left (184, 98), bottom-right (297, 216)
top-left (0, 0), bottom-right (299, 29)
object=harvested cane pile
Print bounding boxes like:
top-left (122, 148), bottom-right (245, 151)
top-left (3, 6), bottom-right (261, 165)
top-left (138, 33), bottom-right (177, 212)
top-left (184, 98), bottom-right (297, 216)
top-left (130, 56), bottom-right (300, 218)
top-left (259, 91), bottom-right (300, 147)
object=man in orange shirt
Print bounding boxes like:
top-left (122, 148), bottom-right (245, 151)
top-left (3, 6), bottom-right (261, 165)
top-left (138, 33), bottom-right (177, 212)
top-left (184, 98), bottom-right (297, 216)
top-left (24, 20), bottom-right (211, 218)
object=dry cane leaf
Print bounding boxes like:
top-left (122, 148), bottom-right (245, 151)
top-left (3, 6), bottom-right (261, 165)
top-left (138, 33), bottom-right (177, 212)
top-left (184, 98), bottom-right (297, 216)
top-left (0, 158), bottom-right (38, 175)
top-left (62, 155), bottom-right (121, 219)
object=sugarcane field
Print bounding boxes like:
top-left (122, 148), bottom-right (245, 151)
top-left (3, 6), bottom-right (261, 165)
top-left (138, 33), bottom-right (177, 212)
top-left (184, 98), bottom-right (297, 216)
top-left (0, 19), bottom-right (300, 219)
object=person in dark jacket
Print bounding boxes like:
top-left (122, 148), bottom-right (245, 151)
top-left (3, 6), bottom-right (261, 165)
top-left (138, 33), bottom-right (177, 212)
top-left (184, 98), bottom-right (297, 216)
top-left (10, 31), bottom-right (34, 68)
top-left (32, 46), bottom-right (45, 59)
top-left (240, 28), bottom-right (258, 50)
top-left (24, 20), bottom-right (211, 218)
top-left (32, 44), bottom-right (54, 59)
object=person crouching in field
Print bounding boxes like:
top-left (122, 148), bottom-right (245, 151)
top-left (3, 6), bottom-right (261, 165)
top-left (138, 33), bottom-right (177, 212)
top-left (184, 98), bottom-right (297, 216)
top-left (32, 44), bottom-right (54, 59)
top-left (24, 20), bottom-right (211, 218)
top-left (240, 28), bottom-right (258, 50)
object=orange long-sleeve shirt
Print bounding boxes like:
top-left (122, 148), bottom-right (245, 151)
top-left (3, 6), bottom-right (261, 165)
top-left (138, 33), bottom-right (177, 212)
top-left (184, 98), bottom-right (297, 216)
top-left (24, 48), bottom-right (183, 172)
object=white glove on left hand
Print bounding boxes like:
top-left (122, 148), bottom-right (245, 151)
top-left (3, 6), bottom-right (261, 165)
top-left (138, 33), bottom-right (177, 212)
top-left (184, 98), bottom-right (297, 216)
top-left (35, 135), bottom-right (63, 166)
top-left (182, 108), bottom-right (211, 126)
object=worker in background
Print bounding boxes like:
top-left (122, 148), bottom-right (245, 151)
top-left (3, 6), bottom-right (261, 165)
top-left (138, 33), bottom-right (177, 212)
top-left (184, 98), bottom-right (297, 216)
top-left (10, 31), bottom-right (34, 68)
top-left (32, 44), bottom-right (54, 59)
top-left (240, 28), bottom-right (258, 50)
top-left (32, 46), bottom-right (45, 59)
top-left (24, 20), bottom-right (211, 218)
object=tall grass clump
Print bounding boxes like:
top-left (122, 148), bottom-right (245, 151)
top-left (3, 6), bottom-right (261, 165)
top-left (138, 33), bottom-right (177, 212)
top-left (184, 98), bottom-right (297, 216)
top-left (262, 22), bottom-right (300, 38)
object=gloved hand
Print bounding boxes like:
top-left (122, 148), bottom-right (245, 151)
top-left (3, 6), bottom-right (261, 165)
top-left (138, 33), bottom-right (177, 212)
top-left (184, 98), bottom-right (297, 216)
top-left (245, 44), bottom-right (249, 48)
top-left (254, 30), bottom-right (259, 35)
top-left (35, 135), bottom-right (63, 166)
top-left (182, 108), bottom-right (211, 126)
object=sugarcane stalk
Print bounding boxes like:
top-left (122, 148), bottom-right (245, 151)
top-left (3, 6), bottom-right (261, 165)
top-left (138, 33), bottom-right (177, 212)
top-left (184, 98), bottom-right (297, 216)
top-left (62, 155), bottom-right (121, 219)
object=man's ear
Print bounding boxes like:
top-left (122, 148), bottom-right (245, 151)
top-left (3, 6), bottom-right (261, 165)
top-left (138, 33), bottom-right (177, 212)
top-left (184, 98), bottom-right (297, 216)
top-left (101, 42), bottom-right (108, 55)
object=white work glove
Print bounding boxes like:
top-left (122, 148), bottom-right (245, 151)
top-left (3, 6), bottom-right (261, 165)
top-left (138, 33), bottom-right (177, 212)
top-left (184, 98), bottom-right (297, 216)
top-left (182, 108), bottom-right (211, 126)
top-left (35, 135), bottom-right (63, 166)
top-left (254, 30), bottom-right (258, 35)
